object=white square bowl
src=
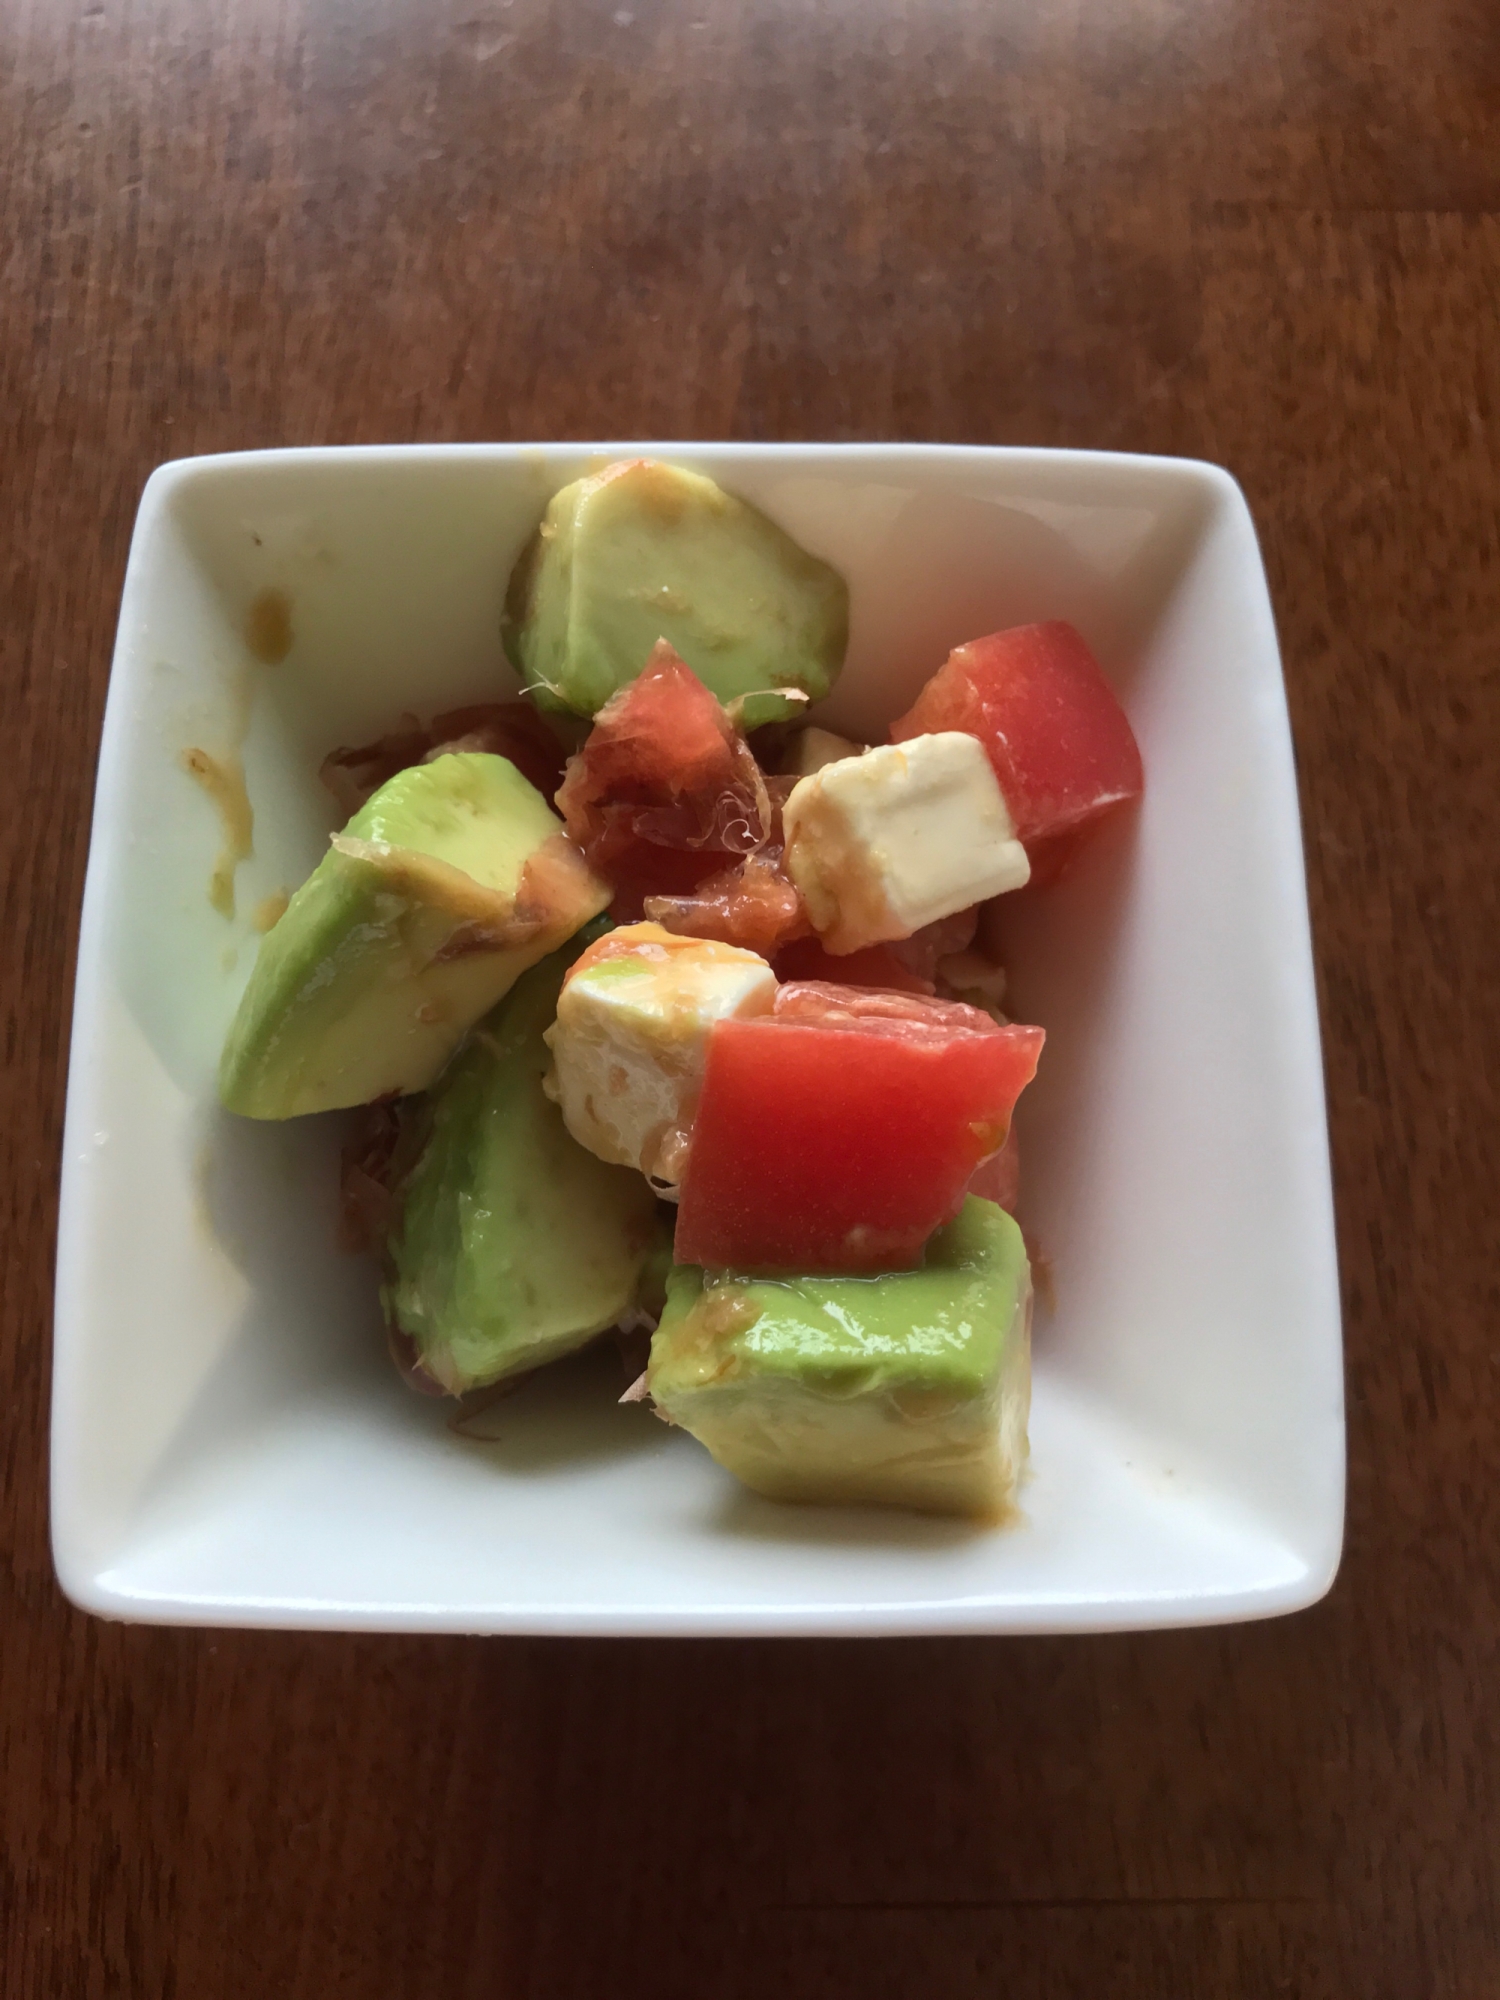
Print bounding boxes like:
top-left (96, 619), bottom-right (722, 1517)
top-left (52, 444), bottom-right (1343, 1635)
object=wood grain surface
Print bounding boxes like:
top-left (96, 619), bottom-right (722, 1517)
top-left (4, 0), bottom-right (1498, 1992)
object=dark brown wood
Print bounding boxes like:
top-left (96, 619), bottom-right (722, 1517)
top-left (3, 0), bottom-right (1498, 1992)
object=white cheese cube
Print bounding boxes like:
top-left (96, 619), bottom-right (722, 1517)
top-left (544, 922), bottom-right (777, 1191)
top-left (781, 732), bottom-right (1030, 954)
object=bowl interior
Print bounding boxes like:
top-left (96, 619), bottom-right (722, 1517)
top-left (54, 445), bottom-right (1342, 1632)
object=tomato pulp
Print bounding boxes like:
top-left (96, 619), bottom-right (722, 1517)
top-left (555, 641), bottom-right (770, 918)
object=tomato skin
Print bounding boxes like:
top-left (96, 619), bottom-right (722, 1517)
top-left (674, 1009), bottom-right (1044, 1274)
top-left (771, 982), bottom-right (1002, 1037)
top-left (890, 622), bottom-right (1143, 867)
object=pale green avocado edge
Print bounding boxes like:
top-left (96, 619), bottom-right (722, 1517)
top-left (649, 1197), bottom-right (1030, 1406)
top-left (382, 934), bottom-right (669, 1394)
top-left (217, 753), bottom-right (605, 1120)
top-left (502, 458), bottom-right (849, 719)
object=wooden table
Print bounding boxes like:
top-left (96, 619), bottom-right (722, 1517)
top-left (4, 2), bottom-right (1496, 1992)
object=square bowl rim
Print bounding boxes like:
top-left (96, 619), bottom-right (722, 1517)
top-left (52, 440), bottom-right (1344, 1636)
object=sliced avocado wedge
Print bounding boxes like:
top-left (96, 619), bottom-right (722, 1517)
top-left (219, 753), bottom-right (609, 1118)
top-left (383, 940), bottom-right (669, 1394)
top-left (647, 1197), bottom-right (1031, 1519)
top-left (503, 458), bottom-right (848, 720)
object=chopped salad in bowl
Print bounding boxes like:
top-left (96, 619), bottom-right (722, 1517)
top-left (215, 457), bottom-right (1144, 1523)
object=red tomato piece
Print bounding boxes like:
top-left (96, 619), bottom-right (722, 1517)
top-left (674, 997), bottom-right (1044, 1274)
top-left (889, 621), bottom-right (1143, 873)
top-left (556, 641), bottom-right (772, 920)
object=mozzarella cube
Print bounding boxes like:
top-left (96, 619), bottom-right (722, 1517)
top-left (545, 922), bottom-right (777, 1191)
top-left (781, 732), bottom-right (1030, 954)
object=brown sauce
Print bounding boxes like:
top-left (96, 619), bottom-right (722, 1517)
top-left (245, 587), bottom-right (293, 664)
top-left (180, 746), bottom-right (254, 918)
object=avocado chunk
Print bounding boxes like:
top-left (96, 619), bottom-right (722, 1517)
top-left (647, 1197), bottom-right (1031, 1519)
top-left (503, 458), bottom-right (849, 720)
top-left (383, 941), bottom-right (669, 1394)
top-left (219, 753), bottom-right (609, 1118)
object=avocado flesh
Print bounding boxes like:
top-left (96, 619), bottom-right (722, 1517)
top-left (647, 1197), bottom-right (1031, 1519)
top-left (504, 459), bottom-right (849, 720)
top-left (219, 753), bottom-right (609, 1119)
top-left (383, 942), bottom-right (669, 1394)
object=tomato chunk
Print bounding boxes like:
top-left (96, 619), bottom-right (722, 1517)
top-left (674, 993), bottom-right (1044, 1273)
top-left (889, 622), bottom-right (1143, 878)
top-left (556, 641), bottom-right (771, 918)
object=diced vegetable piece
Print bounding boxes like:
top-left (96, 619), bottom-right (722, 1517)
top-left (889, 622), bottom-right (1143, 876)
top-left (727, 689), bottom-right (811, 733)
top-left (648, 1195), bottom-right (1032, 1517)
top-left (674, 987), bottom-right (1044, 1272)
top-left (545, 921), bottom-right (777, 1192)
top-left (781, 733), bottom-right (1030, 955)
top-left (219, 754), bottom-right (609, 1119)
top-left (644, 851), bottom-right (808, 959)
top-left (382, 942), bottom-right (667, 1394)
top-left (503, 458), bottom-right (848, 719)
top-left (640, 768), bottom-right (808, 956)
top-left (555, 641), bottom-right (772, 920)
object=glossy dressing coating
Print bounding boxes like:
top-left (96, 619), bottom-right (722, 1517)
top-left (649, 1197), bottom-right (1033, 1518)
top-left (674, 1000), bottom-right (1044, 1272)
top-left (384, 944), bottom-right (666, 1395)
top-left (546, 922), bottom-right (776, 1187)
top-left (218, 753), bottom-right (609, 1118)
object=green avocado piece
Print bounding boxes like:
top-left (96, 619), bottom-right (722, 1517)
top-left (219, 753), bottom-right (609, 1119)
top-left (382, 941), bottom-right (668, 1394)
top-left (647, 1197), bottom-right (1031, 1519)
top-left (503, 458), bottom-right (849, 720)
